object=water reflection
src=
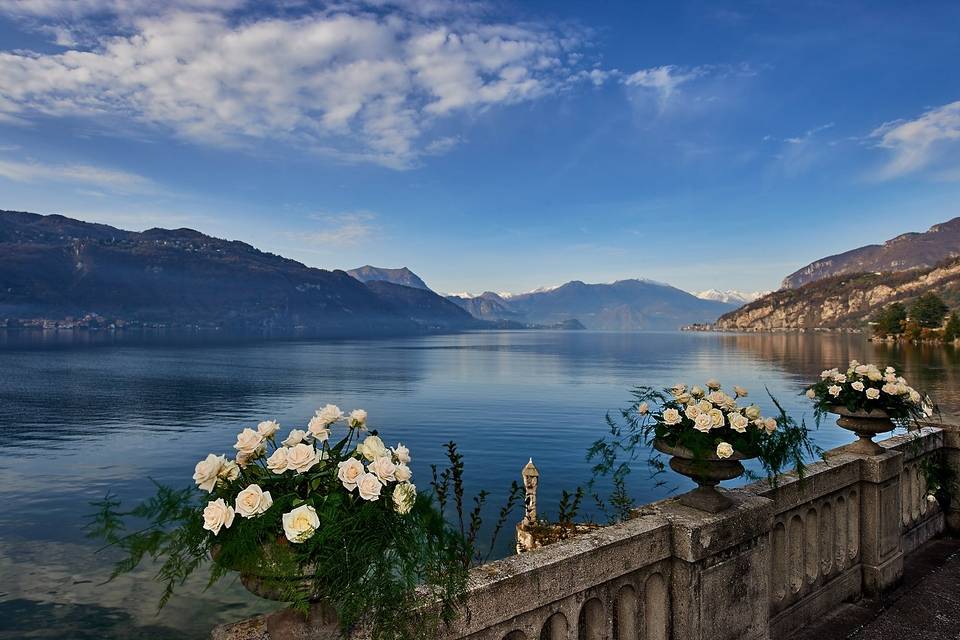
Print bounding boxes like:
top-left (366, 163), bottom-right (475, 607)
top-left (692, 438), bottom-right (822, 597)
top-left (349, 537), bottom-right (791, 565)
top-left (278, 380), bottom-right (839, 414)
top-left (0, 331), bottom-right (955, 639)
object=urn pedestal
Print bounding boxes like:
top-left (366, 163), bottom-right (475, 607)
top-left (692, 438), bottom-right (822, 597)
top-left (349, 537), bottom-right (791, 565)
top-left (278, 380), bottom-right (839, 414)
top-left (654, 439), bottom-right (748, 513)
top-left (829, 406), bottom-right (894, 456)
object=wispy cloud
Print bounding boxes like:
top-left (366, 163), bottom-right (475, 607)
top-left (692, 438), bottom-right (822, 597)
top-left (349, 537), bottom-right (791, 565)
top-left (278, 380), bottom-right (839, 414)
top-left (0, 158), bottom-right (154, 192)
top-left (0, 1), bottom-right (594, 169)
top-left (623, 65), bottom-right (706, 110)
top-left (869, 100), bottom-right (960, 180)
top-left (301, 211), bottom-right (379, 245)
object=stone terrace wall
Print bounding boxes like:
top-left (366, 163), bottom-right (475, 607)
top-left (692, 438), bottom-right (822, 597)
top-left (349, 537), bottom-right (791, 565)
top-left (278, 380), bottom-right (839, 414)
top-left (213, 425), bottom-right (960, 640)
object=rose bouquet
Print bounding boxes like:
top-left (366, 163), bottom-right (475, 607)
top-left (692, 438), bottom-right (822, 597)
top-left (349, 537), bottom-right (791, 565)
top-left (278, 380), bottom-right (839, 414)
top-left (90, 406), bottom-right (468, 640)
top-left (589, 380), bottom-right (818, 517)
top-left (805, 361), bottom-right (933, 424)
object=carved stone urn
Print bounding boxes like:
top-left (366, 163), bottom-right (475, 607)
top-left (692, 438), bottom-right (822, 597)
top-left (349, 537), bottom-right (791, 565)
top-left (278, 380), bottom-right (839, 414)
top-left (653, 439), bottom-right (750, 513)
top-left (214, 547), bottom-right (341, 640)
top-left (829, 406), bottom-right (894, 456)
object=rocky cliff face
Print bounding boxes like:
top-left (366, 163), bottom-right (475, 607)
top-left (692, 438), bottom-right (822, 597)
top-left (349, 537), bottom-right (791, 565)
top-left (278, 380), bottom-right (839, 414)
top-left (716, 258), bottom-right (960, 331)
top-left (781, 217), bottom-right (960, 289)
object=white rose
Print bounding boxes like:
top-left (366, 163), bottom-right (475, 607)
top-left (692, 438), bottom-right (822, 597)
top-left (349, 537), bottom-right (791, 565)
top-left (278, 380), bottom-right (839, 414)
top-left (218, 459), bottom-right (240, 483)
top-left (833, 373), bottom-right (846, 383)
top-left (266, 447), bottom-right (289, 474)
top-left (393, 482), bottom-right (417, 515)
top-left (193, 454), bottom-right (225, 493)
top-left (884, 373), bottom-right (898, 383)
top-left (867, 368), bottom-right (883, 382)
top-left (828, 385), bottom-right (842, 397)
top-left (202, 498), bottom-right (235, 535)
top-left (855, 364), bottom-right (870, 375)
top-left (698, 400), bottom-right (713, 413)
top-left (348, 409), bottom-right (368, 428)
top-left (357, 435), bottom-right (389, 461)
top-left (851, 381), bottom-right (865, 392)
top-left (745, 404), bottom-right (761, 420)
top-left (693, 413), bottom-right (713, 432)
top-left (684, 404), bottom-right (701, 420)
top-left (733, 385), bottom-right (748, 398)
top-left (286, 443), bottom-right (321, 474)
top-left (927, 494), bottom-right (938, 504)
top-left (392, 443), bottom-right (411, 465)
top-left (716, 442), bottom-right (734, 459)
top-left (764, 417), bottom-right (777, 433)
top-left (369, 455), bottom-right (397, 483)
top-left (728, 413), bottom-right (749, 433)
top-left (707, 391), bottom-right (726, 405)
top-left (865, 388), bottom-right (880, 400)
top-left (315, 404), bottom-right (343, 426)
top-left (637, 402), bottom-right (650, 415)
top-left (885, 366), bottom-right (896, 374)
top-left (257, 420), bottom-right (280, 438)
top-left (282, 429), bottom-right (309, 447)
top-left (820, 368), bottom-right (835, 380)
top-left (708, 408), bottom-right (725, 428)
top-left (676, 392), bottom-right (693, 404)
top-left (690, 385), bottom-right (705, 398)
top-left (307, 415), bottom-right (331, 442)
top-left (235, 484), bottom-right (273, 518)
top-left (909, 390), bottom-right (922, 404)
top-left (881, 383), bottom-right (900, 395)
top-left (806, 388), bottom-right (817, 400)
top-left (282, 505), bottom-right (319, 543)
top-left (706, 378), bottom-right (721, 390)
top-left (394, 463), bottom-right (412, 482)
top-left (662, 408), bottom-right (682, 425)
top-left (234, 428), bottom-right (264, 455)
top-left (357, 472), bottom-right (383, 501)
top-left (670, 384), bottom-right (687, 396)
top-left (337, 458), bottom-right (366, 490)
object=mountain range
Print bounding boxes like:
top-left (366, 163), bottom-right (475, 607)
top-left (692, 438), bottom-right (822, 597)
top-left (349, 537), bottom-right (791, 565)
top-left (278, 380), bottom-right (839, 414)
top-left (1, 210), bottom-right (732, 335)
top-left (781, 217), bottom-right (960, 289)
top-left (445, 280), bottom-right (735, 331)
top-left (694, 289), bottom-right (767, 305)
top-left (717, 215), bottom-right (960, 331)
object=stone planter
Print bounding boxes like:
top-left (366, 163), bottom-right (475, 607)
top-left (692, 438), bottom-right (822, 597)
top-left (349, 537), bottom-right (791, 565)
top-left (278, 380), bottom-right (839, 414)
top-left (829, 406), bottom-right (894, 456)
top-left (214, 547), bottom-right (341, 640)
top-left (653, 439), bottom-right (750, 513)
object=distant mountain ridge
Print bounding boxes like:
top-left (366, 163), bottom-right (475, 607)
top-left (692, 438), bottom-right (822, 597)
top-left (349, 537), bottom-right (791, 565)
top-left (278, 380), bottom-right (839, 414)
top-left (781, 217), bottom-right (960, 289)
top-left (715, 256), bottom-right (960, 331)
top-left (447, 279), bottom-right (734, 330)
top-left (0, 210), bottom-right (455, 335)
top-left (347, 265), bottom-right (430, 290)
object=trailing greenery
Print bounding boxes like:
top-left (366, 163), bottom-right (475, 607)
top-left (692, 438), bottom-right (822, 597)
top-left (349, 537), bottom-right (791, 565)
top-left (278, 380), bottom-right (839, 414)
top-left (88, 408), bottom-right (471, 640)
top-left (587, 381), bottom-right (819, 522)
top-left (429, 441), bottom-right (523, 567)
top-left (805, 361), bottom-right (933, 425)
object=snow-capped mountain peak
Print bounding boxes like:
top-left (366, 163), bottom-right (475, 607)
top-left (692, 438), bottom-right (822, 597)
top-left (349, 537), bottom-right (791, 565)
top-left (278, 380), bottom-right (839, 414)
top-left (694, 289), bottom-right (768, 305)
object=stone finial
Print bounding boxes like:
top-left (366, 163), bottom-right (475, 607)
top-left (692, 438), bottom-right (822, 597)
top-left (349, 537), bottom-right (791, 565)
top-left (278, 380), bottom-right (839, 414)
top-left (522, 458), bottom-right (539, 526)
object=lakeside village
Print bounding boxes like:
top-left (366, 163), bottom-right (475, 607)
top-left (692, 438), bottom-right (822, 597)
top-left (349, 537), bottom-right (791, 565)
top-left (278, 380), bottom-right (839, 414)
top-left (684, 291), bottom-right (960, 344)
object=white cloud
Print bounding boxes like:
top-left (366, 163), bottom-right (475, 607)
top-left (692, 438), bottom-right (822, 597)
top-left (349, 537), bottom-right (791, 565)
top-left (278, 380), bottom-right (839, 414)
top-left (0, 2), bottom-right (589, 169)
top-left (623, 65), bottom-right (704, 108)
top-left (870, 100), bottom-right (960, 179)
top-left (302, 211), bottom-right (378, 245)
top-left (0, 158), bottom-right (154, 192)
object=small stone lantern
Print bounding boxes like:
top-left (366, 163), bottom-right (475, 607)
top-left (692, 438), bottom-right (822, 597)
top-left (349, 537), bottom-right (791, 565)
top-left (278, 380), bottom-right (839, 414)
top-left (521, 458), bottom-right (539, 526)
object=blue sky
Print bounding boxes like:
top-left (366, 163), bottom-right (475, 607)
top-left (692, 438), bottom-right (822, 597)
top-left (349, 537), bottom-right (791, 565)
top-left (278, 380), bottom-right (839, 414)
top-left (1, 0), bottom-right (959, 295)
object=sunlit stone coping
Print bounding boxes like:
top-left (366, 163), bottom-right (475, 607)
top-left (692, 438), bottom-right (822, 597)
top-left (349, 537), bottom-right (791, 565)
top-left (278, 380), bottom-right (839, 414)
top-left (213, 424), bottom-right (959, 640)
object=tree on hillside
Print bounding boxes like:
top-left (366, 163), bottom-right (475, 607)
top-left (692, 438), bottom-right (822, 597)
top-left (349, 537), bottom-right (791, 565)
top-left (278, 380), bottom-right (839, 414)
top-left (909, 292), bottom-right (949, 329)
top-left (945, 312), bottom-right (960, 343)
top-left (871, 302), bottom-right (907, 337)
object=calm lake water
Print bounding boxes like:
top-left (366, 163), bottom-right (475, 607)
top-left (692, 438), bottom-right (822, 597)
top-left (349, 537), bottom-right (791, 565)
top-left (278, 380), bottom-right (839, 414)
top-left (1, 330), bottom-right (957, 639)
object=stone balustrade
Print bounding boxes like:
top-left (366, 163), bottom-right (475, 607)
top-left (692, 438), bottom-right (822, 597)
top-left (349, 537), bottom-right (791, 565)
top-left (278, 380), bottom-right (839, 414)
top-left (214, 423), bottom-right (960, 640)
